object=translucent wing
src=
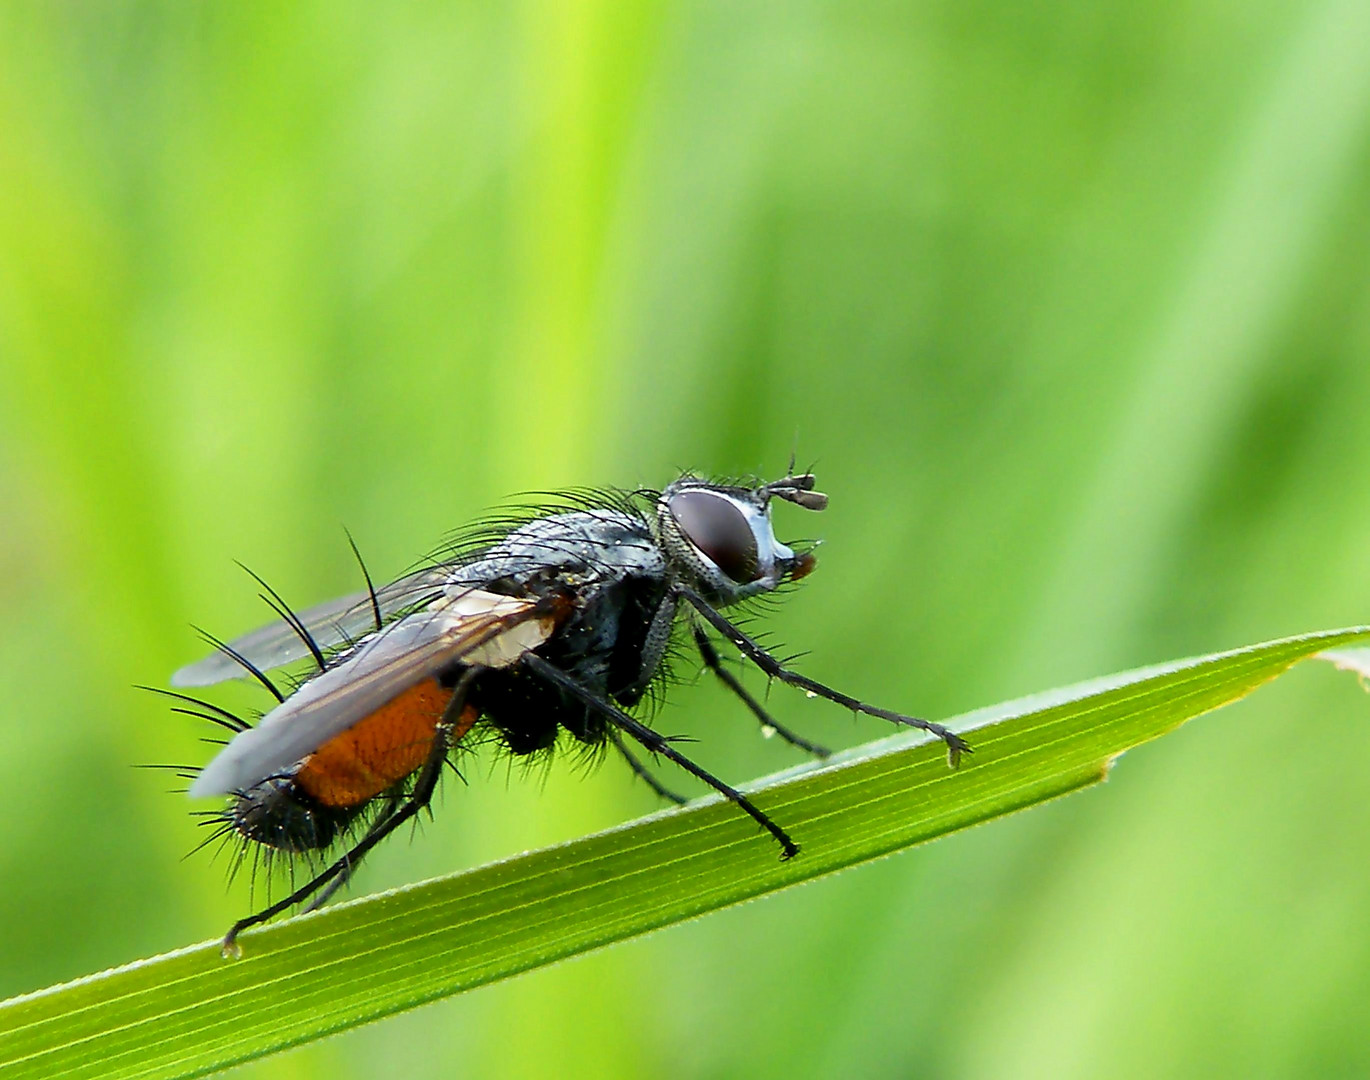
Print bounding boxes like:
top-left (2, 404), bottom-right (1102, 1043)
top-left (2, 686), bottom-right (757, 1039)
top-left (171, 567), bottom-right (451, 688)
top-left (188, 589), bottom-right (565, 798)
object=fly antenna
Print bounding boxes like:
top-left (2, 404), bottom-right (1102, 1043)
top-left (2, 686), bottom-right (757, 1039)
top-left (345, 527), bottom-right (383, 633)
top-left (764, 472), bottom-right (828, 511)
top-left (234, 561), bottom-right (328, 673)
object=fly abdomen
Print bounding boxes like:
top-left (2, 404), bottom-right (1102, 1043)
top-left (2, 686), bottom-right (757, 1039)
top-left (230, 777), bottom-right (357, 854)
top-left (230, 678), bottom-right (480, 852)
top-left (293, 678), bottom-right (474, 808)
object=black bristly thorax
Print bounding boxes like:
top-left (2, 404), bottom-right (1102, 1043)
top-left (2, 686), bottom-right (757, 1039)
top-left (448, 505), bottom-right (674, 753)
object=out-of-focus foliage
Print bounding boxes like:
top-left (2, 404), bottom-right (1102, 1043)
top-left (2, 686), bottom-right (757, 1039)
top-left (0, 2), bottom-right (1367, 1078)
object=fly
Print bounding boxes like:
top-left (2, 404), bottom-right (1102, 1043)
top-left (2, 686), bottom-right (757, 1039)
top-left (160, 468), bottom-right (970, 955)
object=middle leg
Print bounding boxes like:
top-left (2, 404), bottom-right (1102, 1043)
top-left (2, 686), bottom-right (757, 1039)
top-left (693, 627), bottom-right (830, 758)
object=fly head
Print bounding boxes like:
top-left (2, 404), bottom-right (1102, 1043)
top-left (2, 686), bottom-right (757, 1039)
top-left (655, 472), bottom-right (826, 604)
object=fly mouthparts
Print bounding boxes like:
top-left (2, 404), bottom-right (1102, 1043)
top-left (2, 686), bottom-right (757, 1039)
top-left (790, 551), bottom-right (818, 580)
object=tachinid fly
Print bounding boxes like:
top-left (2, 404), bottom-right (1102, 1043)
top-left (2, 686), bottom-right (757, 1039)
top-left (160, 469), bottom-right (970, 954)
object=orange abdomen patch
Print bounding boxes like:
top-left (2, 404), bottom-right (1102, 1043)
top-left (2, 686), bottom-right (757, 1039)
top-left (296, 679), bottom-right (478, 808)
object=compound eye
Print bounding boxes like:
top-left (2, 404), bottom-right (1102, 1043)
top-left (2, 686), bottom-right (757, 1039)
top-left (668, 490), bottom-right (760, 583)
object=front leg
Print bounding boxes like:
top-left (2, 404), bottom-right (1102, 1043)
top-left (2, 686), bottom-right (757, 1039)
top-left (618, 589), bottom-right (678, 703)
top-left (674, 585), bottom-right (970, 767)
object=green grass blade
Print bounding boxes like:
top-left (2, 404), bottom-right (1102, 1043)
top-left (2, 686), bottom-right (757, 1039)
top-left (3, 626), bottom-right (1368, 1080)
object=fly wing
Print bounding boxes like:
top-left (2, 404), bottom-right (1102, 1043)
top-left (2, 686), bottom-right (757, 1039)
top-left (187, 589), bottom-right (563, 798)
top-left (171, 567), bottom-right (451, 688)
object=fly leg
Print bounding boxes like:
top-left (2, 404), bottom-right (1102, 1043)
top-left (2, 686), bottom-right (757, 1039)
top-left (522, 653), bottom-right (798, 859)
top-left (220, 669), bottom-right (479, 957)
top-left (607, 727), bottom-right (689, 806)
top-left (693, 627), bottom-right (830, 758)
top-left (302, 791), bottom-right (402, 914)
top-left (675, 585), bottom-right (970, 766)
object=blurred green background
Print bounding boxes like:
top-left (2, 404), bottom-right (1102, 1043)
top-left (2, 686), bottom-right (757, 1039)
top-left (3, 1), bottom-right (1370, 1076)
